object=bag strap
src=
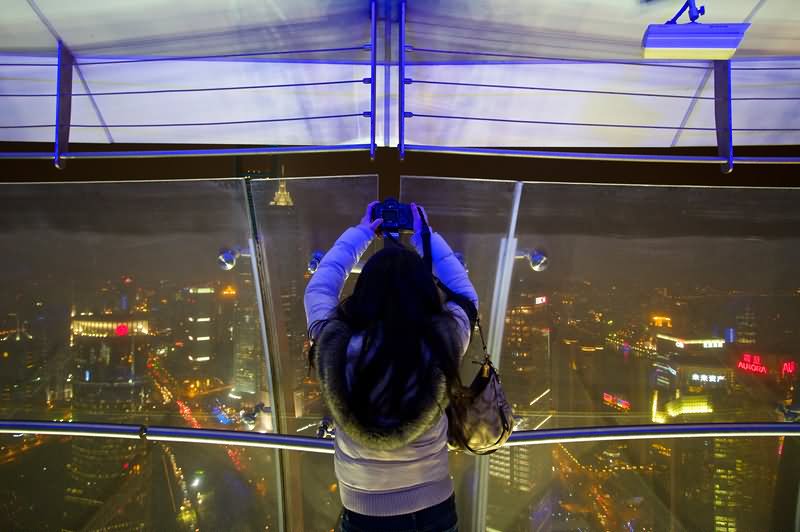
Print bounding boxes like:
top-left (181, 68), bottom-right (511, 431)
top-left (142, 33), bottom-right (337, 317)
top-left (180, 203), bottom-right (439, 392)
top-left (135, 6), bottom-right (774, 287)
top-left (417, 208), bottom-right (490, 363)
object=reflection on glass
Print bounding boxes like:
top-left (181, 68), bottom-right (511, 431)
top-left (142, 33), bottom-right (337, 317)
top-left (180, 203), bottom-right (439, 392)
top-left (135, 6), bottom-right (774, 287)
top-left (401, 176), bottom-right (518, 532)
top-left (487, 183), bottom-right (800, 532)
top-left (0, 434), bottom-right (279, 530)
top-left (0, 180), bottom-right (275, 529)
top-left (251, 175), bottom-right (379, 530)
top-left (486, 436), bottom-right (794, 532)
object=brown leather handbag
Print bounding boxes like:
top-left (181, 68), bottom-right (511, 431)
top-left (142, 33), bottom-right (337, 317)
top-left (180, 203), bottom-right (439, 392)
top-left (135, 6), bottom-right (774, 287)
top-left (445, 320), bottom-right (514, 455)
top-left (415, 206), bottom-right (514, 455)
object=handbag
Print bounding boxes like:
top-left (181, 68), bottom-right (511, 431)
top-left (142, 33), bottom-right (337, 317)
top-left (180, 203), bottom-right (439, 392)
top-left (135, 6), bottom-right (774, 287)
top-left (415, 209), bottom-right (514, 455)
top-left (444, 318), bottom-right (514, 455)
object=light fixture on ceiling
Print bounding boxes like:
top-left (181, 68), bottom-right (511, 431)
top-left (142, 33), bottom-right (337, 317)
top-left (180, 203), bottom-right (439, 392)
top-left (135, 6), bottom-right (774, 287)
top-left (642, 0), bottom-right (750, 60)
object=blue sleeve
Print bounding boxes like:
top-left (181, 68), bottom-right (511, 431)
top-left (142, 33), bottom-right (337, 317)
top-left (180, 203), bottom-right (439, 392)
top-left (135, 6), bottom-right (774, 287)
top-left (304, 225), bottom-right (375, 340)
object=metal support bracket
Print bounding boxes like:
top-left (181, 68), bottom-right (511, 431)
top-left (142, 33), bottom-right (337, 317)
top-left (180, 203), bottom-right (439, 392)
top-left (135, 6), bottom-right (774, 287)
top-left (714, 59), bottom-right (734, 174)
top-left (398, 0), bottom-right (407, 160)
top-left (54, 40), bottom-right (74, 169)
top-left (472, 180), bottom-right (524, 532)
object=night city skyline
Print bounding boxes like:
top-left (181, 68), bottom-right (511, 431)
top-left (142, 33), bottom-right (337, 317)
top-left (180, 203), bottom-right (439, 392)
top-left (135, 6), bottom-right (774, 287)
top-left (0, 177), bottom-right (798, 531)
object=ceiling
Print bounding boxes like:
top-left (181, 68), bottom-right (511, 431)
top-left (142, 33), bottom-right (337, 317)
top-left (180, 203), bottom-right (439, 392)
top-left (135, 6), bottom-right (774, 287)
top-left (1, 0), bottom-right (797, 148)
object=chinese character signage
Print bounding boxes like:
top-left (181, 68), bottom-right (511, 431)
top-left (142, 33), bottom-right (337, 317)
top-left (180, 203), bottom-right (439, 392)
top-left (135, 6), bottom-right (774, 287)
top-left (737, 353), bottom-right (768, 375)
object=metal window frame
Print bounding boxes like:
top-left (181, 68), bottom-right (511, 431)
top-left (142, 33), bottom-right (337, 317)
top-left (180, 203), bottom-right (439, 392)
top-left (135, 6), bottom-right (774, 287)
top-left (1, 419), bottom-right (797, 449)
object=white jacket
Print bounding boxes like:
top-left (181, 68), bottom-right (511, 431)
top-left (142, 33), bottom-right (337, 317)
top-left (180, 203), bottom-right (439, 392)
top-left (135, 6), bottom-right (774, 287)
top-left (304, 224), bottom-right (478, 516)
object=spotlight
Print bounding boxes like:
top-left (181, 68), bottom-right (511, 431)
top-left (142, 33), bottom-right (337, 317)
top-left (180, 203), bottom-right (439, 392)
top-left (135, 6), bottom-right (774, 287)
top-left (642, 0), bottom-right (750, 60)
top-left (516, 249), bottom-right (549, 272)
top-left (218, 248), bottom-right (239, 271)
top-left (307, 251), bottom-right (325, 274)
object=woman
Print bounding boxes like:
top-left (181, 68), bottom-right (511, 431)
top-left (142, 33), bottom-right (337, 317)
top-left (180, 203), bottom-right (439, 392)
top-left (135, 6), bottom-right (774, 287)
top-left (304, 201), bottom-right (478, 532)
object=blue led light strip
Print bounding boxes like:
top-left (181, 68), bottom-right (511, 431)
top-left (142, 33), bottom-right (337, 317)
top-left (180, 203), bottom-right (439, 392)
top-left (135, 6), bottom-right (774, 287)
top-left (0, 420), bottom-right (797, 453)
top-left (403, 145), bottom-right (800, 164)
top-left (398, 0), bottom-right (407, 160)
top-left (369, 0), bottom-right (377, 160)
top-left (0, 144), bottom-right (371, 160)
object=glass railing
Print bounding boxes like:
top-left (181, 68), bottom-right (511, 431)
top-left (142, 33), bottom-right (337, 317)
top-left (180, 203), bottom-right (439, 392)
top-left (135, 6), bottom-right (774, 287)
top-left (0, 176), bottom-right (798, 531)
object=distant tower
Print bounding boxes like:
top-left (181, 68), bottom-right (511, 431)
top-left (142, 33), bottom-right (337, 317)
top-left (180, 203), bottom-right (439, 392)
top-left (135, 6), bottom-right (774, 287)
top-left (270, 179), bottom-right (294, 207)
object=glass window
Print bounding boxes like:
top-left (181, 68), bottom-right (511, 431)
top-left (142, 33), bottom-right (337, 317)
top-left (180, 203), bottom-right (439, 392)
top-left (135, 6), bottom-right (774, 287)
top-left (504, 183), bottom-right (800, 430)
top-left (485, 436), bottom-right (792, 532)
top-left (0, 433), bottom-right (280, 530)
top-left (250, 175), bottom-right (379, 530)
top-left (0, 180), bottom-right (271, 431)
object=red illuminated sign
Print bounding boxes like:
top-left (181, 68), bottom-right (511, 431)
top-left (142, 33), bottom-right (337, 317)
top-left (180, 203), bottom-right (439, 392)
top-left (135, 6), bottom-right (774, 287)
top-left (603, 392), bottom-right (631, 411)
top-left (782, 361), bottom-right (797, 378)
top-left (737, 353), bottom-right (767, 375)
top-left (115, 324), bottom-right (129, 337)
top-left (535, 296), bottom-right (547, 305)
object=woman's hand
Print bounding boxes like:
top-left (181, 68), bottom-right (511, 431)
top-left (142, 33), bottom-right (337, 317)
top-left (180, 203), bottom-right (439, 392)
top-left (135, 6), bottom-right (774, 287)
top-left (360, 200), bottom-right (383, 236)
top-left (410, 203), bottom-right (430, 234)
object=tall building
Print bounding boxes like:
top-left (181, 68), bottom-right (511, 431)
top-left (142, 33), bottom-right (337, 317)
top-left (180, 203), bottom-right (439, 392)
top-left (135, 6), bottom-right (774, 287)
top-left (0, 313), bottom-right (36, 403)
top-left (183, 287), bottom-right (215, 370)
top-left (227, 256), bottom-right (262, 399)
top-left (487, 300), bottom-right (554, 531)
top-left (735, 305), bottom-right (757, 345)
top-left (63, 312), bottom-right (150, 530)
top-left (649, 352), bottom-right (780, 532)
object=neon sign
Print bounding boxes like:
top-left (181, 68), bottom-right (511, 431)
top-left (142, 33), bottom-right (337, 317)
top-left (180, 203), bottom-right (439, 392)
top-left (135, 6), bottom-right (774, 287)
top-left (691, 373), bottom-right (725, 383)
top-left (657, 335), bottom-right (724, 349)
top-left (535, 296), bottom-right (547, 305)
top-left (737, 353), bottom-right (767, 375)
top-left (782, 361), bottom-right (797, 378)
top-left (603, 392), bottom-right (631, 411)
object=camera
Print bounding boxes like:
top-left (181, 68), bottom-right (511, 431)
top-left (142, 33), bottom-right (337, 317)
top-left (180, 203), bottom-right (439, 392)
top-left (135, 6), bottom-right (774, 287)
top-left (371, 198), bottom-right (414, 233)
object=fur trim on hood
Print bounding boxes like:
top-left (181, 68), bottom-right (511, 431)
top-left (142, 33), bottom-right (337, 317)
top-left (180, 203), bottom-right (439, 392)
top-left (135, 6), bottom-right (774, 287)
top-left (315, 319), bottom-right (449, 451)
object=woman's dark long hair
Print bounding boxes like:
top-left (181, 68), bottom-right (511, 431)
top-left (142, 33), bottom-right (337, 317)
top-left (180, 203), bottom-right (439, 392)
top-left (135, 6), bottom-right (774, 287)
top-left (311, 245), bottom-right (462, 427)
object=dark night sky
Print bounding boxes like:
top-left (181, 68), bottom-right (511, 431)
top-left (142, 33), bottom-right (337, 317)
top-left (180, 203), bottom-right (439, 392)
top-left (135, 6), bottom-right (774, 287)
top-left (0, 179), bottom-right (799, 309)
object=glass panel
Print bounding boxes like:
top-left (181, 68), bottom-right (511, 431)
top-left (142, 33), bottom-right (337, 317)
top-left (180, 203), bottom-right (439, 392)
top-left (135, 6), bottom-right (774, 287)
top-left (489, 181), bottom-right (800, 531)
top-left (505, 183), bottom-right (800, 428)
top-left (401, 176), bottom-right (519, 531)
top-left (485, 435), bottom-right (795, 532)
top-left (0, 180), bottom-right (271, 433)
top-left (250, 175), bottom-right (379, 530)
top-left (1, 432), bottom-right (794, 531)
top-left (399, 176), bottom-right (518, 353)
top-left (0, 433), bottom-right (280, 530)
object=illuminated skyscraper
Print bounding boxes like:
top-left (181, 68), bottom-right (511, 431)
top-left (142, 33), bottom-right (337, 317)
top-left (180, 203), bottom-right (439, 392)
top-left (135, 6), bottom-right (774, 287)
top-left (488, 301), bottom-right (554, 531)
top-left (735, 305), bottom-right (757, 345)
top-left (0, 314), bottom-right (35, 402)
top-left (64, 313), bottom-right (150, 530)
top-left (226, 258), bottom-right (262, 399)
top-left (183, 287), bottom-right (215, 369)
